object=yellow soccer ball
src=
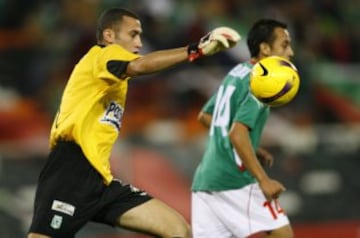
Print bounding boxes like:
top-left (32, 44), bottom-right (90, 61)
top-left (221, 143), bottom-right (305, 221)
top-left (250, 56), bottom-right (300, 107)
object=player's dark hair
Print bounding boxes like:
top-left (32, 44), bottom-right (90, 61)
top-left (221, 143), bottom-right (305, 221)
top-left (96, 8), bottom-right (139, 43)
top-left (247, 19), bottom-right (288, 57)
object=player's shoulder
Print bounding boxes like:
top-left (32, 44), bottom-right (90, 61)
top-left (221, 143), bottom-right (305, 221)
top-left (243, 91), bottom-right (269, 110)
top-left (98, 44), bottom-right (140, 62)
top-left (227, 61), bottom-right (253, 79)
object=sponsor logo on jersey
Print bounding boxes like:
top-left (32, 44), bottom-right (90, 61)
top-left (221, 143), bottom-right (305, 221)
top-left (50, 215), bottom-right (63, 229)
top-left (100, 101), bottom-right (123, 131)
top-left (51, 200), bottom-right (75, 216)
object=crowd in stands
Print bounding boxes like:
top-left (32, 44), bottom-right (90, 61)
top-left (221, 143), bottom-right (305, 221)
top-left (0, 0), bottom-right (359, 144)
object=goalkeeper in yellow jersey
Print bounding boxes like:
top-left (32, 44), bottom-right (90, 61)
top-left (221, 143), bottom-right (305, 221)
top-left (27, 7), bottom-right (240, 238)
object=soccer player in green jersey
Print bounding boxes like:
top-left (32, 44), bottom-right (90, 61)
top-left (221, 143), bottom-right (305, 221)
top-left (27, 7), bottom-right (240, 238)
top-left (191, 19), bottom-right (295, 238)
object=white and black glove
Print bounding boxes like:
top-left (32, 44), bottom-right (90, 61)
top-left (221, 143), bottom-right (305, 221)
top-left (188, 27), bottom-right (241, 62)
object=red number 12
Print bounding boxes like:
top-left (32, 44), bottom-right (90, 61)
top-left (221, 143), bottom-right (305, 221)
top-left (263, 200), bottom-right (284, 220)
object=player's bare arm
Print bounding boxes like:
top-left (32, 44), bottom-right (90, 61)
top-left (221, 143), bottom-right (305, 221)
top-left (229, 122), bottom-right (268, 181)
top-left (198, 111), bottom-right (212, 128)
top-left (256, 146), bottom-right (274, 167)
top-left (126, 47), bottom-right (188, 76)
top-left (199, 111), bottom-right (274, 167)
top-left (198, 112), bottom-right (276, 170)
top-left (229, 122), bottom-right (285, 201)
top-left (126, 27), bottom-right (240, 77)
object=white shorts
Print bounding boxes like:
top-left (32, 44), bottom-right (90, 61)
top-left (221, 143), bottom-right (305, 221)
top-left (191, 183), bottom-right (290, 238)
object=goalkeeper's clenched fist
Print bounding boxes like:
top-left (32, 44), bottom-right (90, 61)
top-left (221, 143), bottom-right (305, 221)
top-left (188, 27), bottom-right (241, 62)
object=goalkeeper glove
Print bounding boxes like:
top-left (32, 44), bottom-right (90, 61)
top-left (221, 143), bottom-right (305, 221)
top-left (188, 26), bottom-right (241, 62)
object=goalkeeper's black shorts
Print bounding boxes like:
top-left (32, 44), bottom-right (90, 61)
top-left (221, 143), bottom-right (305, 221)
top-left (28, 141), bottom-right (152, 237)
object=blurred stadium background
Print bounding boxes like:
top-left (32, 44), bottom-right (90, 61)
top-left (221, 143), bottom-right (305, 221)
top-left (0, 0), bottom-right (359, 237)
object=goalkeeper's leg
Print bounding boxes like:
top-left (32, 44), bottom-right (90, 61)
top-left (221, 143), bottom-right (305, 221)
top-left (117, 198), bottom-right (191, 238)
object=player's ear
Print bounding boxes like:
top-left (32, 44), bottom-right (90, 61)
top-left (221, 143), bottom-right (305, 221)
top-left (103, 29), bottom-right (115, 43)
top-left (259, 42), bottom-right (271, 56)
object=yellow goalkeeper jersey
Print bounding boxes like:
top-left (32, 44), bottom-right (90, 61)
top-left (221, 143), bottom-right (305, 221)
top-left (50, 44), bottom-right (140, 185)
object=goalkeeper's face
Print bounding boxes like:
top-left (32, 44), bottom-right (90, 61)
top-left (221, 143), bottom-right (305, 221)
top-left (111, 16), bottom-right (143, 54)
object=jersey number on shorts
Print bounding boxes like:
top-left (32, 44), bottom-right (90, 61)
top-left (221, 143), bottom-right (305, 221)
top-left (263, 200), bottom-right (284, 220)
top-left (210, 85), bottom-right (235, 137)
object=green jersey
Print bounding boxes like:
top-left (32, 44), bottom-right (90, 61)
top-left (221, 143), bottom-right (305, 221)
top-left (192, 62), bottom-right (270, 191)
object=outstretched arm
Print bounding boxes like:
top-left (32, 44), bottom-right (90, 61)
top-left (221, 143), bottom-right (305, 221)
top-left (126, 27), bottom-right (241, 77)
top-left (126, 47), bottom-right (188, 76)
